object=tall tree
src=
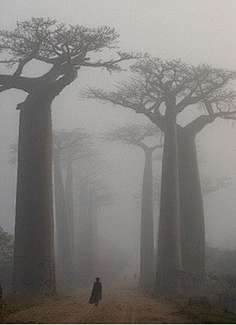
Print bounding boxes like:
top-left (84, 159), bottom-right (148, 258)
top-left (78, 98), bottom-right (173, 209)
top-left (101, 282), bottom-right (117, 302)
top-left (53, 130), bottom-right (86, 289)
top-left (85, 58), bottom-right (236, 296)
top-left (0, 17), bottom-right (136, 296)
top-left (53, 129), bottom-right (94, 276)
top-left (105, 124), bottom-right (163, 288)
top-left (74, 156), bottom-right (112, 284)
top-left (177, 114), bottom-right (234, 296)
top-left (53, 142), bottom-right (73, 289)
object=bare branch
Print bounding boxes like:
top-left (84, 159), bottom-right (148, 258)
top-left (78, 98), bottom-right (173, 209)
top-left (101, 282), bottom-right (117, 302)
top-left (103, 124), bottom-right (163, 154)
top-left (201, 176), bottom-right (231, 196)
top-left (0, 74), bottom-right (35, 93)
top-left (0, 18), bottom-right (136, 94)
top-left (84, 57), bottom-right (236, 135)
top-left (79, 51), bottom-right (142, 72)
top-left (186, 109), bottom-right (236, 134)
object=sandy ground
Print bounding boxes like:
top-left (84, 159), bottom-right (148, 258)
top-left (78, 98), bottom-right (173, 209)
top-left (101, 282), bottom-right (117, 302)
top-left (1, 285), bottom-right (194, 324)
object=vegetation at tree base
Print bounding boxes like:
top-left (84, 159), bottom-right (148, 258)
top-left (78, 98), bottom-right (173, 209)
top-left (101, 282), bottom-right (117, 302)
top-left (0, 227), bottom-right (14, 272)
top-left (177, 297), bottom-right (236, 324)
top-left (0, 227), bottom-right (14, 299)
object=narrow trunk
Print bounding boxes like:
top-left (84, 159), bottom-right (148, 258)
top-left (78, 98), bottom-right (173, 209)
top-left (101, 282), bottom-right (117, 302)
top-left (13, 95), bottom-right (56, 296)
top-left (86, 194), bottom-right (95, 281)
top-left (155, 111), bottom-right (182, 297)
top-left (53, 152), bottom-right (74, 289)
top-left (178, 129), bottom-right (206, 296)
top-left (77, 183), bottom-right (92, 284)
top-left (65, 159), bottom-right (75, 265)
top-left (139, 149), bottom-right (154, 289)
top-left (92, 205), bottom-right (98, 276)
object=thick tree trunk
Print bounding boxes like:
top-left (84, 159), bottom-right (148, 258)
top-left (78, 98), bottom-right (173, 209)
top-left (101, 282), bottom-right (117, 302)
top-left (53, 153), bottom-right (74, 289)
top-left (139, 149), bottom-right (154, 289)
top-left (65, 159), bottom-right (75, 265)
top-left (178, 129), bottom-right (206, 296)
top-left (13, 95), bottom-right (56, 296)
top-left (155, 111), bottom-right (182, 297)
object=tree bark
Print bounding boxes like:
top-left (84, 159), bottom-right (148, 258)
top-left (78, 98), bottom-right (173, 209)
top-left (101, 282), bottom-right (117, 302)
top-left (53, 152), bottom-right (74, 289)
top-left (178, 128), bottom-right (206, 296)
top-left (13, 94), bottom-right (56, 296)
top-left (155, 111), bottom-right (182, 297)
top-left (139, 149), bottom-right (154, 289)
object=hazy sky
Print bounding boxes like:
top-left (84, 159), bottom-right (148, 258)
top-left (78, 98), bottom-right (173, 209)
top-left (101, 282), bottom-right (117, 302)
top-left (0, 0), bottom-right (236, 257)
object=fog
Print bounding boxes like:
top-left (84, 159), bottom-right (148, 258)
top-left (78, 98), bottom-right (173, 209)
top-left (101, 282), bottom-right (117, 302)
top-left (0, 0), bottom-right (236, 290)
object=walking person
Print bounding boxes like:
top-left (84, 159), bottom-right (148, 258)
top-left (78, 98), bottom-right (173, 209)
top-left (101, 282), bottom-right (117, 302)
top-left (89, 277), bottom-right (102, 306)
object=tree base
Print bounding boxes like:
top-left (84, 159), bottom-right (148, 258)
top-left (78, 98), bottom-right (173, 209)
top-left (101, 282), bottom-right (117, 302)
top-left (155, 269), bottom-right (182, 297)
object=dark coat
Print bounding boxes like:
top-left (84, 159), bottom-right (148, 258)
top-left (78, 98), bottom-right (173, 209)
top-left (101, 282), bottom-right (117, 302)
top-left (89, 281), bottom-right (102, 304)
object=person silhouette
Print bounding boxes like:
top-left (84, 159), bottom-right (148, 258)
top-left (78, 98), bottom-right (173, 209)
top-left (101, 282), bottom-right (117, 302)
top-left (89, 277), bottom-right (102, 306)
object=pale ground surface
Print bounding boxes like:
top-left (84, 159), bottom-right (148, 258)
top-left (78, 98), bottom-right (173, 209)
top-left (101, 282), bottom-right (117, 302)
top-left (2, 285), bottom-right (192, 324)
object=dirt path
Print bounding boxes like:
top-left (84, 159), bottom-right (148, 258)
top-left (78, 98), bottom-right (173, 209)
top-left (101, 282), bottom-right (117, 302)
top-left (2, 286), bottom-right (192, 323)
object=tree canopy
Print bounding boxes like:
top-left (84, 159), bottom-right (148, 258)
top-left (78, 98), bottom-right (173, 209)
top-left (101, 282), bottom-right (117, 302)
top-left (85, 58), bottom-right (236, 132)
top-left (0, 17), bottom-right (138, 95)
top-left (104, 123), bottom-right (163, 148)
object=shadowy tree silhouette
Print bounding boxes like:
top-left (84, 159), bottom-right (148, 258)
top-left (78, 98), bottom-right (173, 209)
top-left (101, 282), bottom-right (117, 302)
top-left (0, 17), bottom-right (137, 296)
top-left (104, 124), bottom-right (163, 289)
top-left (84, 57), bottom-right (236, 296)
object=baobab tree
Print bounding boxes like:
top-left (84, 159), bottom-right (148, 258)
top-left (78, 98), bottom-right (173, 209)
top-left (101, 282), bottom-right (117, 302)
top-left (53, 129), bottom-right (94, 289)
top-left (105, 124), bottom-right (163, 288)
top-left (152, 174), bottom-right (230, 281)
top-left (177, 116), bottom-right (234, 296)
top-left (74, 156), bottom-right (112, 284)
top-left (53, 136), bottom-right (74, 289)
top-left (0, 17), bottom-right (137, 296)
top-left (53, 129), bottom-right (94, 270)
top-left (85, 58), bottom-right (236, 296)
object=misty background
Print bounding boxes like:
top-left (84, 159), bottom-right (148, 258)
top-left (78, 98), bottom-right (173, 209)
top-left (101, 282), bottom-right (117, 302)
top-left (0, 0), bottom-right (236, 279)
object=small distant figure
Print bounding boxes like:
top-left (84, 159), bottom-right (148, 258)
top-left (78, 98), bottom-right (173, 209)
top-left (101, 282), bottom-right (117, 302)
top-left (133, 273), bottom-right (137, 281)
top-left (89, 277), bottom-right (102, 306)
